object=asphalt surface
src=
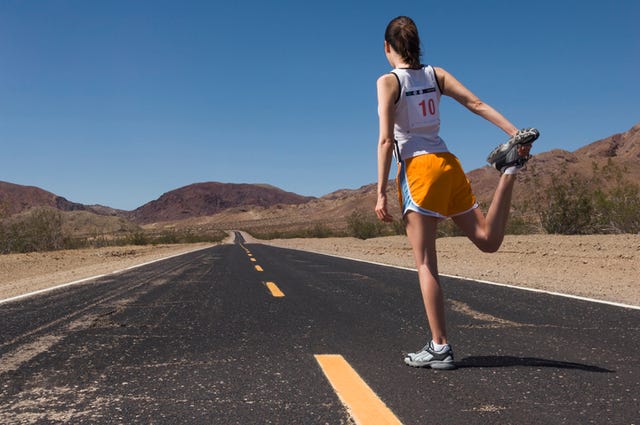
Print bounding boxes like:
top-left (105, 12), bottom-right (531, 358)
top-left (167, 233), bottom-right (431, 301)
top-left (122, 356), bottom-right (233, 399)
top-left (1, 233), bottom-right (638, 424)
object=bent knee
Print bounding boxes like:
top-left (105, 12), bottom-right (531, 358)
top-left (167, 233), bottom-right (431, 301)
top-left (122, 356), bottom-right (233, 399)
top-left (478, 243), bottom-right (500, 253)
top-left (474, 238), bottom-right (502, 253)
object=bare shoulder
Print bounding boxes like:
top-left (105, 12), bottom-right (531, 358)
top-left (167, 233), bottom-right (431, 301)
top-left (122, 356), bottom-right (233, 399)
top-left (433, 67), bottom-right (465, 96)
top-left (433, 66), bottom-right (450, 85)
top-left (433, 66), bottom-right (449, 75)
top-left (377, 73), bottom-right (399, 103)
top-left (377, 72), bottom-right (397, 87)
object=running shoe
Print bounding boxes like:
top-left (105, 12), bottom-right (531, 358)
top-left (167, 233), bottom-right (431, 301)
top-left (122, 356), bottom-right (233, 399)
top-left (487, 128), bottom-right (540, 173)
top-left (404, 341), bottom-right (456, 370)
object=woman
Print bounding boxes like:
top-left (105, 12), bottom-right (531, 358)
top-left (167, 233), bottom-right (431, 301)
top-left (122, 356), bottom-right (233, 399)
top-left (375, 16), bottom-right (538, 370)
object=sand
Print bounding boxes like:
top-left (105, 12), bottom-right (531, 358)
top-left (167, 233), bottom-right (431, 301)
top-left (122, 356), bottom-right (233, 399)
top-left (1, 234), bottom-right (638, 307)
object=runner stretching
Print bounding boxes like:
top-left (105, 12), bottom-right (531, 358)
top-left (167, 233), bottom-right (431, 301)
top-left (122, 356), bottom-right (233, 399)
top-left (375, 16), bottom-right (539, 369)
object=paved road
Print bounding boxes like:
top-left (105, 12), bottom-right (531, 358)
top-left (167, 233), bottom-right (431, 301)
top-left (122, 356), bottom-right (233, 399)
top-left (1, 234), bottom-right (638, 424)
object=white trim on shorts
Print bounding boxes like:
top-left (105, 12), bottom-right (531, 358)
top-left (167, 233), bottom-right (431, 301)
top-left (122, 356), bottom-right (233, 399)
top-left (403, 199), bottom-right (478, 219)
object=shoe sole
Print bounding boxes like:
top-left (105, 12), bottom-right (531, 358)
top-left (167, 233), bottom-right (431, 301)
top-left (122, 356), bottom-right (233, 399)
top-left (404, 358), bottom-right (456, 370)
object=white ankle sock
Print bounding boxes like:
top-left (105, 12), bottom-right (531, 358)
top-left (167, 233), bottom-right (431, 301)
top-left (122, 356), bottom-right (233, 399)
top-left (503, 165), bottom-right (520, 175)
top-left (432, 341), bottom-right (449, 352)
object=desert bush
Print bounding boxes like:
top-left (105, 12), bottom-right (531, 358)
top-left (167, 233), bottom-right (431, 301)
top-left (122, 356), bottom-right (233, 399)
top-left (539, 161), bottom-right (640, 234)
top-left (505, 215), bottom-right (541, 235)
top-left (121, 229), bottom-right (224, 246)
top-left (0, 223), bottom-right (5, 253)
top-left (0, 208), bottom-right (66, 253)
top-left (0, 208), bottom-right (227, 254)
top-left (539, 173), bottom-right (596, 234)
top-left (391, 218), bottom-right (406, 236)
top-left (346, 210), bottom-right (404, 239)
top-left (592, 176), bottom-right (640, 234)
top-left (153, 230), bottom-right (181, 244)
top-left (126, 231), bottom-right (150, 246)
top-left (345, 211), bottom-right (373, 239)
top-left (249, 225), bottom-right (346, 240)
top-left (157, 229), bottom-right (226, 244)
top-left (306, 224), bottom-right (333, 238)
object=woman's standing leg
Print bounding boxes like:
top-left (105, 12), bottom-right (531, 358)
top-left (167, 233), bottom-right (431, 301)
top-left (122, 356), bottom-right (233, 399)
top-left (404, 211), bottom-right (447, 344)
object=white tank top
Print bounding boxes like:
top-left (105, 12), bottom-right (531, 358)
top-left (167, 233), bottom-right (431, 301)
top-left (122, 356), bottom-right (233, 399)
top-left (391, 65), bottom-right (449, 160)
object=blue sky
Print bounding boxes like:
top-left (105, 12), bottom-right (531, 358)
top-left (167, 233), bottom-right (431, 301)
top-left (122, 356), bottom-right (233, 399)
top-left (1, 0), bottom-right (638, 210)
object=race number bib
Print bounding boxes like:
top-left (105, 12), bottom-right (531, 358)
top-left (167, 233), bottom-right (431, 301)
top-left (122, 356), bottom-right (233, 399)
top-left (406, 87), bottom-right (438, 130)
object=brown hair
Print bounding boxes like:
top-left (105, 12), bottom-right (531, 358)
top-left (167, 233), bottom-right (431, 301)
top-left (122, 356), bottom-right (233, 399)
top-left (384, 16), bottom-right (421, 68)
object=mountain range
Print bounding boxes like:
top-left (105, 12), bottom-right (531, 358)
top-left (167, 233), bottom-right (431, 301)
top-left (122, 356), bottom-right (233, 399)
top-left (2, 122), bottom-right (638, 236)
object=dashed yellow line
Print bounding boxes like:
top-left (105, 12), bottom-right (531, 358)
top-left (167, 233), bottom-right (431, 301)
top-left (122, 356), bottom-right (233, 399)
top-left (315, 354), bottom-right (403, 425)
top-left (240, 245), bottom-right (285, 298)
top-left (265, 282), bottom-right (285, 298)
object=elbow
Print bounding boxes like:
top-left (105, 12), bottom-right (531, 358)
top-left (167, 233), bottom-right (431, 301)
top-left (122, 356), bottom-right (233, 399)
top-left (467, 99), bottom-right (487, 115)
top-left (378, 138), bottom-right (396, 157)
top-left (378, 137), bottom-right (395, 149)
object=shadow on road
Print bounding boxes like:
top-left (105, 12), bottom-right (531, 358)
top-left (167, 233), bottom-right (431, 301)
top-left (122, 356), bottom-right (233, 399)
top-left (456, 356), bottom-right (613, 373)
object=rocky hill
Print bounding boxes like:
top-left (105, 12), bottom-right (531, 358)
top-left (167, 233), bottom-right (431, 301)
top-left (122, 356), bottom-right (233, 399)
top-left (0, 181), bottom-right (87, 217)
top-left (127, 182), bottom-right (316, 224)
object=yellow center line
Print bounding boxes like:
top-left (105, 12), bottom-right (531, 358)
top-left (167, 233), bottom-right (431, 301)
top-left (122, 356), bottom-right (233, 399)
top-left (250, 258), bottom-right (257, 262)
top-left (254, 265), bottom-right (264, 272)
top-left (314, 354), bottom-right (403, 425)
top-left (265, 281), bottom-right (285, 298)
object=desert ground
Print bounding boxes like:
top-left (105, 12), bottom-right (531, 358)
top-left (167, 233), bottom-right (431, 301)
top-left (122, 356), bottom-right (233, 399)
top-left (1, 234), bottom-right (638, 307)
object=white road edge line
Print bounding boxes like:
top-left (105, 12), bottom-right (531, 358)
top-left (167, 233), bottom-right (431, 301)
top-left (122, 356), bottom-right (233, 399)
top-left (0, 245), bottom-right (214, 306)
top-left (269, 246), bottom-right (640, 311)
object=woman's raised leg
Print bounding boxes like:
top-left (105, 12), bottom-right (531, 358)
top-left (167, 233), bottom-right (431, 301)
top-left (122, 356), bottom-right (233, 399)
top-left (452, 173), bottom-right (516, 253)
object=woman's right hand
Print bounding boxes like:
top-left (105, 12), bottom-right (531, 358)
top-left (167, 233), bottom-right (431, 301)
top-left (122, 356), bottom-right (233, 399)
top-left (375, 195), bottom-right (394, 222)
